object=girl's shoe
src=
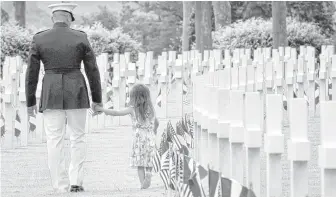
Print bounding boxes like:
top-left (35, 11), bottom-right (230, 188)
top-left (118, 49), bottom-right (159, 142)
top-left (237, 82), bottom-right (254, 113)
top-left (70, 185), bottom-right (84, 192)
top-left (142, 172), bottom-right (152, 189)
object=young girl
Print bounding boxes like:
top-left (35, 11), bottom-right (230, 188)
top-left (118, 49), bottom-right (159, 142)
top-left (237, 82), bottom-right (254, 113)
top-left (95, 83), bottom-right (159, 189)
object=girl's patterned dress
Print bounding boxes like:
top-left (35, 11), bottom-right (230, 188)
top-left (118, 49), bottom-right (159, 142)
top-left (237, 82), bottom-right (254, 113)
top-left (129, 109), bottom-right (156, 168)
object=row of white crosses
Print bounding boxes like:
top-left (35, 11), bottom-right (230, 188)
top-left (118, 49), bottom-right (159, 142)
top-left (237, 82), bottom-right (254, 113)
top-left (192, 45), bottom-right (336, 197)
top-left (88, 50), bottom-right (187, 130)
top-left (1, 56), bottom-right (45, 149)
top-left (0, 49), bottom-right (191, 148)
top-left (0, 53), bottom-right (116, 149)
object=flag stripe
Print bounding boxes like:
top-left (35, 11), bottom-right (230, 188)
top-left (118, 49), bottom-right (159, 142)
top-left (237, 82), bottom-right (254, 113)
top-left (156, 87), bottom-right (162, 107)
top-left (153, 150), bottom-right (161, 172)
top-left (14, 110), bottom-right (21, 137)
top-left (161, 150), bottom-right (170, 170)
top-left (159, 170), bottom-right (170, 190)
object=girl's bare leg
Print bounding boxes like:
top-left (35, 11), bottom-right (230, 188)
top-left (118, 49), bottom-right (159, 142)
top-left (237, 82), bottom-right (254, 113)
top-left (137, 167), bottom-right (145, 188)
top-left (142, 167), bottom-right (153, 189)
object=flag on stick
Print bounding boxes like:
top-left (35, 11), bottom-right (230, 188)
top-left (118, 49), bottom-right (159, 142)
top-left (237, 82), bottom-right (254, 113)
top-left (221, 177), bottom-right (256, 197)
top-left (169, 150), bottom-right (178, 191)
top-left (209, 168), bottom-right (221, 197)
top-left (183, 79), bottom-right (188, 95)
top-left (160, 148), bottom-right (170, 171)
top-left (156, 86), bottom-right (162, 107)
top-left (167, 121), bottom-right (182, 150)
top-left (153, 150), bottom-right (161, 173)
top-left (0, 113), bottom-right (5, 138)
top-left (189, 166), bottom-right (206, 197)
top-left (159, 169), bottom-right (170, 190)
top-left (328, 78), bottom-right (332, 100)
top-left (14, 110), bottom-right (21, 137)
top-left (315, 80), bottom-right (320, 105)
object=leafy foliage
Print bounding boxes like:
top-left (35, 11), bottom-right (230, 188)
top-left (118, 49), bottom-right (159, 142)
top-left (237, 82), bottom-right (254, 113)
top-left (287, 1), bottom-right (336, 36)
top-left (230, 1), bottom-right (336, 37)
top-left (1, 8), bottom-right (9, 24)
top-left (213, 17), bottom-right (331, 55)
top-left (80, 6), bottom-right (119, 31)
top-left (0, 21), bottom-right (33, 63)
top-left (1, 1), bottom-right (335, 63)
top-left (120, 2), bottom-right (184, 56)
top-left (1, 22), bottom-right (141, 66)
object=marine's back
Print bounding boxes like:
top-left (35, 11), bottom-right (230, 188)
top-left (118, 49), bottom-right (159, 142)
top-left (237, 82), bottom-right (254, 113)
top-left (35, 22), bottom-right (88, 70)
top-left (26, 22), bottom-right (102, 112)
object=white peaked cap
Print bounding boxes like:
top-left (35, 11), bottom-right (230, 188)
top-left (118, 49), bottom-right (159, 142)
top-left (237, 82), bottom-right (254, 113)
top-left (48, 2), bottom-right (78, 21)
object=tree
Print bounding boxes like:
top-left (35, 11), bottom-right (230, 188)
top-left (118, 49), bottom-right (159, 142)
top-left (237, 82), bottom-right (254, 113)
top-left (120, 2), bottom-right (183, 54)
top-left (202, 2), bottom-right (213, 50)
top-left (13, 1), bottom-right (26, 27)
top-left (1, 8), bottom-right (9, 24)
top-left (182, 1), bottom-right (192, 51)
top-left (230, 1), bottom-right (335, 38)
top-left (212, 1), bottom-right (231, 30)
top-left (287, 1), bottom-right (335, 36)
top-left (272, 1), bottom-right (287, 48)
top-left (243, 2), bottom-right (272, 20)
top-left (195, 1), bottom-right (202, 52)
top-left (81, 6), bottom-right (119, 30)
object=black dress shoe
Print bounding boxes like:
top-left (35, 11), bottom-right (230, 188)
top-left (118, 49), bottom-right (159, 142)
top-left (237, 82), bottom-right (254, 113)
top-left (70, 185), bottom-right (84, 192)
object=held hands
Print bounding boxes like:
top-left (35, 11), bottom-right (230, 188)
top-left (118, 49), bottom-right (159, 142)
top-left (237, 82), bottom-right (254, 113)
top-left (94, 105), bottom-right (104, 113)
top-left (91, 102), bottom-right (104, 116)
top-left (27, 105), bottom-right (37, 117)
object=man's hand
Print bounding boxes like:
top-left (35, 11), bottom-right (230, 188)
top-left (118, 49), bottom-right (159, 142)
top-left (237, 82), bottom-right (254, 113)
top-left (91, 102), bottom-right (103, 116)
top-left (27, 105), bottom-right (37, 117)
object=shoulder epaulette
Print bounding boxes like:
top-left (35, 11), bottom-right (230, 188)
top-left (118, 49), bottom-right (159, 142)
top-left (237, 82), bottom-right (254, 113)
top-left (71, 28), bottom-right (87, 34)
top-left (35, 29), bottom-right (50, 35)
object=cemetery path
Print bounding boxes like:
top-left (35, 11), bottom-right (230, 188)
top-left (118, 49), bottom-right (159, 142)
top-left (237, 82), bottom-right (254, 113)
top-left (1, 127), bottom-right (167, 197)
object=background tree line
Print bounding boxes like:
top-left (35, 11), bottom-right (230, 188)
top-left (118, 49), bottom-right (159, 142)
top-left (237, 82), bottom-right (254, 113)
top-left (1, 1), bottom-right (336, 56)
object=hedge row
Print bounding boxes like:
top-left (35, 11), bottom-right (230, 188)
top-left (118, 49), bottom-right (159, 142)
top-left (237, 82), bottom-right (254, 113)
top-left (0, 22), bottom-right (142, 65)
top-left (1, 18), bottom-right (333, 67)
top-left (213, 17), bottom-right (333, 56)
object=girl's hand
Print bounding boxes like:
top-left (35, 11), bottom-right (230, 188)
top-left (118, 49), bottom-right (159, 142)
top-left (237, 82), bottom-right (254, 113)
top-left (94, 105), bottom-right (104, 112)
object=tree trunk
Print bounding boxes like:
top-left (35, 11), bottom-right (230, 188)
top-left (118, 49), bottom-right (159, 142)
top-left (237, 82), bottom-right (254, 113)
top-left (212, 1), bottom-right (231, 30)
top-left (1, 8), bottom-right (9, 24)
top-left (202, 1), bottom-right (212, 50)
top-left (195, 1), bottom-right (203, 53)
top-left (272, 1), bottom-right (287, 49)
top-left (182, 1), bottom-right (192, 51)
top-left (13, 1), bottom-right (26, 27)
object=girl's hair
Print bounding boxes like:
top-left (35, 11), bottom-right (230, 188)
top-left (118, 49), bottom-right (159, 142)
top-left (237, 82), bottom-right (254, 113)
top-left (129, 83), bottom-right (155, 123)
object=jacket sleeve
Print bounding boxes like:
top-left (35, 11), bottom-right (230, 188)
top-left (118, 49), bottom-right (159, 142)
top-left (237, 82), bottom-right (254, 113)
top-left (25, 35), bottom-right (41, 107)
top-left (82, 34), bottom-right (102, 103)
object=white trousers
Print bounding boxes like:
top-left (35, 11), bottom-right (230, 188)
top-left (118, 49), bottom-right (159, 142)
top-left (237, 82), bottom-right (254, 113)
top-left (43, 109), bottom-right (87, 191)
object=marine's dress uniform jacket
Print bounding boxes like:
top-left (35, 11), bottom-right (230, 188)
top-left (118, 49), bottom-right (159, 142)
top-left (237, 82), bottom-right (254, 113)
top-left (25, 22), bottom-right (102, 112)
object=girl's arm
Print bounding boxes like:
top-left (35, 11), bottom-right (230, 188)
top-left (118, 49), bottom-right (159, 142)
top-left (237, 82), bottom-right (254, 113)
top-left (99, 107), bottom-right (133, 116)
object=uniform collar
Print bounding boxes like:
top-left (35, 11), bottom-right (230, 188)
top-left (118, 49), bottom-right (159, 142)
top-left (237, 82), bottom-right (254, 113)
top-left (53, 22), bottom-right (69, 28)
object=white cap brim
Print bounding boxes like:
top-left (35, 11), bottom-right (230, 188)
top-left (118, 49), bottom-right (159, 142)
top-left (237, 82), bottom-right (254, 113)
top-left (48, 3), bottom-right (77, 14)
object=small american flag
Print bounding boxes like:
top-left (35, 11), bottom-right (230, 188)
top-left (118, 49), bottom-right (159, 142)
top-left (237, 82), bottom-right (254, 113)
top-left (169, 151), bottom-right (178, 191)
top-left (156, 87), bottom-right (162, 107)
top-left (14, 110), bottom-right (21, 137)
top-left (179, 183), bottom-right (192, 197)
top-left (183, 79), bottom-right (188, 95)
top-left (159, 170), bottom-right (170, 190)
top-left (29, 114), bottom-right (36, 133)
top-left (0, 113), bottom-right (5, 138)
top-left (167, 121), bottom-right (182, 150)
top-left (328, 78), bottom-right (332, 100)
top-left (125, 83), bottom-right (130, 106)
top-left (160, 149), bottom-right (171, 171)
top-left (153, 150), bottom-right (161, 173)
top-left (315, 80), bottom-right (320, 106)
